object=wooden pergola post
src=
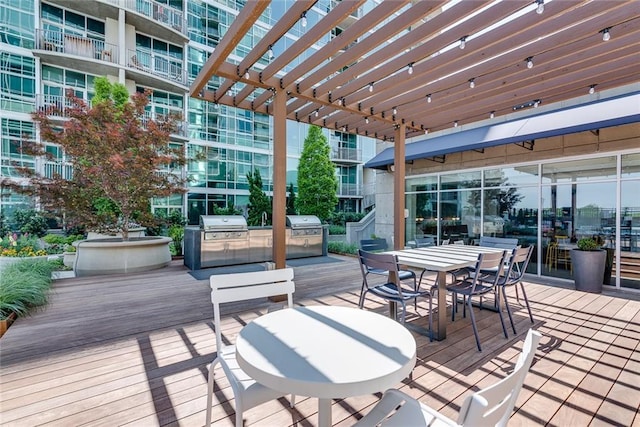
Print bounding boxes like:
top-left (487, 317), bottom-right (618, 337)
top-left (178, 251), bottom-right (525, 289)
top-left (394, 124), bottom-right (406, 250)
top-left (272, 90), bottom-right (287, 269)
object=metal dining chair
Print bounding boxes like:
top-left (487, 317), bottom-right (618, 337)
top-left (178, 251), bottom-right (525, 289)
top-left (446, 250), bottom-right (510, 351)
top-left (357, 250), bottom-right (433, 339)
top-left (486, 245), bottom-right (535, 334)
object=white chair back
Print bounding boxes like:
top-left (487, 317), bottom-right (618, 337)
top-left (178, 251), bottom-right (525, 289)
top-left (210, 268), bottom-right (295, 349)
top-left (457, 329), bottom-right (542, 426)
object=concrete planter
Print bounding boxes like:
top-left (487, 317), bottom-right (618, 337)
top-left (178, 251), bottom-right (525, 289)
top-left (74, 236), bottom-right (171, 277)
top-left (86, 227), bottom-right (147, 240)
top-left (63, 251), bottom-right (76, 268)
top-left (570, 249), bottom-right (606, 293)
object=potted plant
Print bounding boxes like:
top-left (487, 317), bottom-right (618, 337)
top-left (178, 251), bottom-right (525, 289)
top-left (570, 236), bottom-right (606, 293)
top-left (2, 77), bottom-right (188, 276)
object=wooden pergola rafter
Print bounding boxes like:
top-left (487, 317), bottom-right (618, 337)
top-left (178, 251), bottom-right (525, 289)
top-left (190, 0), bottom-right (640, 258)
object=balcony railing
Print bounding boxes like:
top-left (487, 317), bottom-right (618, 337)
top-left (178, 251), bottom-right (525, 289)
top-left (141, 112), bottom-right (188, 137)
top-left (337, 183), bottom-right (361, 197)
top-left (36, 95), bottom-right (187, 137)
top-left (43, 162), bottom-right (74, 180)
top-left (35, 30), bottom-right (118, 65)
top-left (331, 147), bottom-right (361, 162)
top-left (122, 0), bottom-right (186, 34)
top-left (36, 94), bottom-right (80, 117)
top-left (127, 48), bottom-right (187, 86)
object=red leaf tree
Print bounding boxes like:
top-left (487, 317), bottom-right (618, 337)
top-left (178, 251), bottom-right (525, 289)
top-left (5, 77), bottom-right (187, 240)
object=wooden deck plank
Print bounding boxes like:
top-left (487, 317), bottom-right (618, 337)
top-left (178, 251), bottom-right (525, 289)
top-left (1, 257), bottom-right (640, 426)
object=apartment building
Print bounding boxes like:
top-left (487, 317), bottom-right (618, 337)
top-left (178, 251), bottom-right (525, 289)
top-left (0, 0), bottom-right (376, 224)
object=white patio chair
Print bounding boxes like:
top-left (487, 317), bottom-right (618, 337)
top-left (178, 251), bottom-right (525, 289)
top-left (205, 268), bottom-right (296, 427)
top-left (354, 328), bottom-right (542, 427)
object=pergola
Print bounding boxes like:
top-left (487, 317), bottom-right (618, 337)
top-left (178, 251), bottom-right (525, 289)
top-left (191, 0), bottom-right (640, 268)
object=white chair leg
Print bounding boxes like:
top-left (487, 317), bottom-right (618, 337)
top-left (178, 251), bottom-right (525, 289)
top-left (205, 357), bottom-right (220, 427)
top-left (235, 407), bottom-right (243, 427)
top-left (290, 394), bottom-right (295, 408)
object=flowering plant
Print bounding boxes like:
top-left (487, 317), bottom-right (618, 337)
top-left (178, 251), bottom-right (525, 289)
top-left (0, 233), bottom-right (48, 257)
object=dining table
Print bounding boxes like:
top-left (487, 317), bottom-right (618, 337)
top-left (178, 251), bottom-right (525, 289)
top-left (386, 245), bottom-right (507, 341)
top-left (235, 305), bottom-right (416, 427)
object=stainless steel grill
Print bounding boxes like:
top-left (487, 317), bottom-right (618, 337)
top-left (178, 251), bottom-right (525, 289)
top-left (286, 215), bottom-right (323, 258)
top-left (199, 215), bottom-right (249, 267)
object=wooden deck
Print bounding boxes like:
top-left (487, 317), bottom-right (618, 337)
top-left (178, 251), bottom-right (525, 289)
top-left (1, 255), bottom-right (639, 426)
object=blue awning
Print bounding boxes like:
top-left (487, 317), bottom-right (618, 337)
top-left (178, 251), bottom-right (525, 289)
top-left (365, 92), bottom-right (640, 170)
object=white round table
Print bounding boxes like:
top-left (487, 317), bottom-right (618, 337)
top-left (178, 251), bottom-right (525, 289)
top-left (235, 305), bottom-right (416, 427)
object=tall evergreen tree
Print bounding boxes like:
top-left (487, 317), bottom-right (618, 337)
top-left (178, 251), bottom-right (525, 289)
top-left (246, 169), bottom-right (271, 226)
top-left (296, 126), bottom-right (338, 221)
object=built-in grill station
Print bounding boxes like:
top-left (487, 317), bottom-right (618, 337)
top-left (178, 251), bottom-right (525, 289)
top-left (184, 214), bottom-right (324, 270)
top-left (286, 215), bottom-right (323, 258)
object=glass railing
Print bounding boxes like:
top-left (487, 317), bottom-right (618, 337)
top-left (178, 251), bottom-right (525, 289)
top-left (338, 183), bottom-right (361, 196)
top-left (127, 48), bottom-right (187, 86)
top-left (331, 147), bottom-right (361, 162)
top-left (141, 111), bottom-right (188, 137)
top-left (35, 30), bottom-right (118, 64)
top-left (122, 0), bottom-right (186, 34)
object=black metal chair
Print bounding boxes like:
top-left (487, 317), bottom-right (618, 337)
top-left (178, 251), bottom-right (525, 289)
top-left (357, 250), bottom-right (433, 339)
top-left (358, 240), bottom-right (417, 297)
top-left (484, 245), bottom-right (535, 334)
top-left (446, 250), bottom-right (510, 351)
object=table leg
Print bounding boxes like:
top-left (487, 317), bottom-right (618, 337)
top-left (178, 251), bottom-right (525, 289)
top-left (434, 271), bottom-right (448, 340)
top-left (388, 271), bottom-right (399, 321)
top-left (318, 398), bottom-right (332, 427)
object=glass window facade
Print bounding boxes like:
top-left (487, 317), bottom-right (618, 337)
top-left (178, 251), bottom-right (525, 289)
top-left (0, 52), bottom-right (35, 113)
top-left (405, 151), bottom-right (640, 290)
top-left (0, 0), bottom-right (34, 48)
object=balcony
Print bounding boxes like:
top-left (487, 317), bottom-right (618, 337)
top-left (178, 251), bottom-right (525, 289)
top-left (127, 48), bottom-right (188, 90)
top-left (337, 183), bottom-right (361, 197)
top-left (35, 94), bottom-right (80, 118)
top-left (120, 0), bottom-right (187, 41)
top-left (34, 30), bottom-right (119, 76)
top-left (330, 147), bottom-right (361, 164)
top-left (141, 111), bottom-right (189, 140)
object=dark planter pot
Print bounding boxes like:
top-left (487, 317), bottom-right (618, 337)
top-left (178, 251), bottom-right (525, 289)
top-left (570, 249), bottom-right (606, 293)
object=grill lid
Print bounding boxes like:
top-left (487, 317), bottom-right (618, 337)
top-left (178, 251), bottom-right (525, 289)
top-left (200, 215), bottom-right (248, 230)
top-left (286, 215), bottom-right (322, 228)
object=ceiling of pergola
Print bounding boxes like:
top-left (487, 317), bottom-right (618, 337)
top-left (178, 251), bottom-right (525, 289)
top-left (191, 0), bottom-right (640, 142)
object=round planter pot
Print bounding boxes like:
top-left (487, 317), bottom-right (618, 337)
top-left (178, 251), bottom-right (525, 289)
top-left (570, 249), bottom-right (606, 293)
top-left (74, 236), bottom-right (171, 277)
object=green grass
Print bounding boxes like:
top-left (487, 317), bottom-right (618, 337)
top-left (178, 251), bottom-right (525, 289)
top-left (0, 259), bottom-right (55, 320)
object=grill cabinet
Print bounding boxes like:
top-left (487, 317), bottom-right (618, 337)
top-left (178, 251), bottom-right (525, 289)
top-left (285, 215), bottom-right (323, 258)
top-left (199, 215), bottom-right (249, 267)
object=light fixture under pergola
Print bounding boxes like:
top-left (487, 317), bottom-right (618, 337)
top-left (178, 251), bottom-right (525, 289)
top-left (191, 0), bottom-right (640, 142)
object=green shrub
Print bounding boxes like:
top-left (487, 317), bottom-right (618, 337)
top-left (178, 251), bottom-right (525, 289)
top-left (168, 225), bottom-right (185, 256)
top-left (577, 237), bottom-right (600, 251)
top-left (328, 225), bottom-right (346, 235)
top-left (13, 209), bottom-right (49, 237)
top-left (0, 259), bottom-right (54, 319)
top-left (328, 241), bottom-right (358, 255)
